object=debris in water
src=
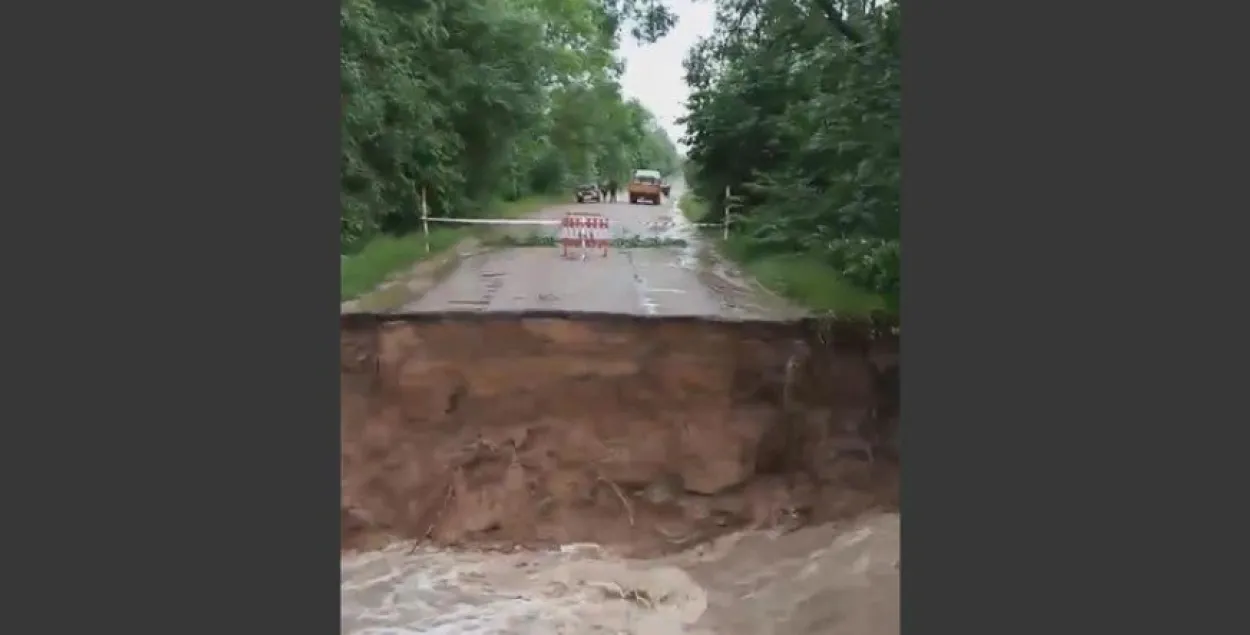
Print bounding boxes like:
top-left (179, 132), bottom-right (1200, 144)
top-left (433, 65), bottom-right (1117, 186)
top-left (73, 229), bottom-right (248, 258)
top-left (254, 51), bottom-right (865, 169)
top-left (591, 581), bottom-right (667, 609)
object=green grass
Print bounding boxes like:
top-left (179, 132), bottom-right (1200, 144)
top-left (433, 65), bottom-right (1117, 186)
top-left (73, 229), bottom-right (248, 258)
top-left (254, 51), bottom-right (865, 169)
top-left (677, 192), bottom-right (711, 223)
top-left (681, 188), bottom-right (892, 316)
top-left (720, 235), bottom-right (892, 319)
top-left (340, 194), bottom-right (566, 301)
top-left (340, 229), bottom-right (468, 301)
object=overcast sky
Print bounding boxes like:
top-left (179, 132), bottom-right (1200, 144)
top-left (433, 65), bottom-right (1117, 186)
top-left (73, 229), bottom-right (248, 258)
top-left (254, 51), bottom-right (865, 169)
top-left (618, 0), bottom-right (716, 154)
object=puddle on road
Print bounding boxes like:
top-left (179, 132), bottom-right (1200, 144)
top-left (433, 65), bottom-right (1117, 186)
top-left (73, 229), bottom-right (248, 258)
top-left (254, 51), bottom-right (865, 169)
top-left (638, 212), bottom-right (704, 271)
top-left (648, 210), bottom-right (748, 284)
top-left (637, 209), bottom-right (801, 319)
top-left (625, 250), bottom-right (660, 316)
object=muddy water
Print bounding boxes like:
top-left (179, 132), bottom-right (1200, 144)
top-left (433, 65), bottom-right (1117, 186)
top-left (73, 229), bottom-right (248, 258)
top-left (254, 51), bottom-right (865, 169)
top-left (341, 513), bottom-right (899, 635)
top-left (341, 542), bottom-right (708, 634)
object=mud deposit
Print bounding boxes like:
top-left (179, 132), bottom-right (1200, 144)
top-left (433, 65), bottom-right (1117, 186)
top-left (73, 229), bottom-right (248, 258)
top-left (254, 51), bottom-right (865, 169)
top-left (342, 311), bottom-right (898, 556)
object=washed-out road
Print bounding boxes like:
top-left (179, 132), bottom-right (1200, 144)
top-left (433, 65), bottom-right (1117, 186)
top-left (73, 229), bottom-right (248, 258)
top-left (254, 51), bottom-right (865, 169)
top-left (341, 187), bottom-right (899, 634)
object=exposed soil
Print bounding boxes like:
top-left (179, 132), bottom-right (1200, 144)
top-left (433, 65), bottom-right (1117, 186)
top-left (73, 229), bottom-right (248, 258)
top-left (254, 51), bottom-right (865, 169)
top-left (343, 437), bottom-right (896, 559)
top-left (341, 313), bottom-right (898, 561)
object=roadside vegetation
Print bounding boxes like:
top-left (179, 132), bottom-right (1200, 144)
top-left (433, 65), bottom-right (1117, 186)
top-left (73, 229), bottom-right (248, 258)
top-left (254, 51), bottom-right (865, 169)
top-left (677, 191), bottom-right (710, 224)
top-left (679, 1), bottom-right (900, 317)
top-left (342, 0), bottom-right (901, 316)
top-left (341, 0), bottom-right (683, 289)
top-left (340, 194), bottom-right (564, 301)
top-left (679, 191), bottom-right (886, 316)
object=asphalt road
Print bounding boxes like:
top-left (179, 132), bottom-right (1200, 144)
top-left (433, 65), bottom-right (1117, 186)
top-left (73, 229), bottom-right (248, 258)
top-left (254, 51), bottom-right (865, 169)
top-left (400, 189), bottom-right (789, 318)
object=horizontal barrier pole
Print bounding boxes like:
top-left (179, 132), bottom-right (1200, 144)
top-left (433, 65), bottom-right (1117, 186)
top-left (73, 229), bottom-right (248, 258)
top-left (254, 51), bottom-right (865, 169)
top-left (425, 217), bottom-right (563, 226)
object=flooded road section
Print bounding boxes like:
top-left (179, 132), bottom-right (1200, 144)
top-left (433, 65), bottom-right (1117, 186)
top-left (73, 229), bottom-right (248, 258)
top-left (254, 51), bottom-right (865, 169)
top-left (342, 513), bottom-right (899, 635)
top-left (398, 188), bottom-right (799, 318)
top-left (341, 190), bottom-right (896, 634)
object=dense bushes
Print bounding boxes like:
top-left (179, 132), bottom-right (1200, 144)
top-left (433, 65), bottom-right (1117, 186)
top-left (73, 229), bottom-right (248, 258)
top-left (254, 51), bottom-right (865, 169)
top-left (341, 0), bottom-right (682, 253)
top-left (681, 0), bottom-right (900, 308)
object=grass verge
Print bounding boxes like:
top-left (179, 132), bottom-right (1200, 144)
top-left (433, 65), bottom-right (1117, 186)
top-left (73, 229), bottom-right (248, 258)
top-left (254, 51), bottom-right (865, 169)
top-left (677, 187), bottom-right (891, 317)
top-left (677, 192), bottom-right (711, 224)
top-left (723, 237), bottom-right (890, 318)
top-left (340, 194), bottom-right (565, 301)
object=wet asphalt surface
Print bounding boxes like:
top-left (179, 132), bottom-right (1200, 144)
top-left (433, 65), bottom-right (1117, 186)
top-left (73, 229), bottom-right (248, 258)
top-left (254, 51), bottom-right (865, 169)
top-left (400, 188), bottom-right (791, 318)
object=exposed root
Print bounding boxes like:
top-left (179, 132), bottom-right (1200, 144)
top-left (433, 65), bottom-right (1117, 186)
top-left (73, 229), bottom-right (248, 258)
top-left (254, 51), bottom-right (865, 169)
top-left (782, 346), bottom-right (805, 412)
top-left (597, 472), bottom-right (635, 527)
top-left (409, 480), bottom-right (456, 554)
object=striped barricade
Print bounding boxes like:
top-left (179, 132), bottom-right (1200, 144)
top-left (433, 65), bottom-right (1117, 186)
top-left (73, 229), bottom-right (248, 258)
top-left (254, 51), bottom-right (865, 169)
top-left (560, 213), bottom-right (610, 259)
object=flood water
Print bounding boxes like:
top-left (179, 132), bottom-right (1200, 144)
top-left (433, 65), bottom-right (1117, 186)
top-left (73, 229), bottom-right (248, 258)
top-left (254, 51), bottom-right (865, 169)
top-left (341, 514), bottom-right (900, 635)
top-left (341, 541), bottom-right (709, 634)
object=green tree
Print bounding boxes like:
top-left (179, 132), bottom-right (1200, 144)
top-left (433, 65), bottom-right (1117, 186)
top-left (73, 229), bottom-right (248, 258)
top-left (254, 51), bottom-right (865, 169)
top-left (340, 0), bottom-right (682, 252)
top-left (681, 0), bottom-right (900, 304)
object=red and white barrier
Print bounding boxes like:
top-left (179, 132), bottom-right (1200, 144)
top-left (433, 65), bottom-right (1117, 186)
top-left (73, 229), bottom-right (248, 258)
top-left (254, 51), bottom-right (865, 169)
top-left (560, 213), bottom-right (610, 259)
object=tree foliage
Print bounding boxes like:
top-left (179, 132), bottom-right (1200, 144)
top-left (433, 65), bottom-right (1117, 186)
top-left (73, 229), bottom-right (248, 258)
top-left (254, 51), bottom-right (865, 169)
top-left (340, 0), bottom-right (682, 252)
top-left (681, 0), bottom-right (900, 303)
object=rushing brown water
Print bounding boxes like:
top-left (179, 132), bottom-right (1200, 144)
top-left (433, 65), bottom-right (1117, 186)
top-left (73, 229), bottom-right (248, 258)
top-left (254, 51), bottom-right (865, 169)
top-left (341, 512), bottom-right (899, 635)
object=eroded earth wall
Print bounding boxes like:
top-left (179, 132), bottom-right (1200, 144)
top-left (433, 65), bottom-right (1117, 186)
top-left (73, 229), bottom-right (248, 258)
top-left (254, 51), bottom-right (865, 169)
top-left (341, 311), bottom-right (899, 556)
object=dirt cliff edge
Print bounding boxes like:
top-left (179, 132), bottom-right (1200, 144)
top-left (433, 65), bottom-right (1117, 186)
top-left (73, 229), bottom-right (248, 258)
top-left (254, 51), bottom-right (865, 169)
top-left (341, 311), bottom-right (899, 557)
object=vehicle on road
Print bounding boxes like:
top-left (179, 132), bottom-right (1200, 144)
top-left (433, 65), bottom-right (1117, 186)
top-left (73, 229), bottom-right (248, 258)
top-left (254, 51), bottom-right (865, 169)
top-left (660, 180), bottom-right (672, 197)
top-left (628, 169), bottom-right (663, 205)
top-left (575, 183), bottom-right (602, 203)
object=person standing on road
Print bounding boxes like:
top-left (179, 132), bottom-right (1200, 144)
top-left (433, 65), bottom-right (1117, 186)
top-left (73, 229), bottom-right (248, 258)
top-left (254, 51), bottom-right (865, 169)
top-left (607, 178), bottom-right (618, 202)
